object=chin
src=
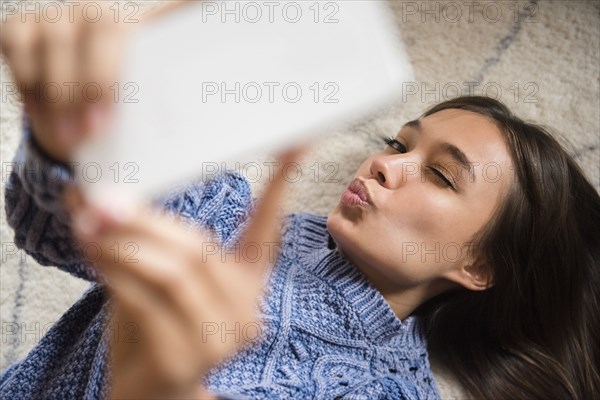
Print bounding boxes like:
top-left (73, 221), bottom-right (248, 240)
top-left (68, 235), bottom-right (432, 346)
top-left (327, 210), bottom-right (356, 252)
top-left (326, 206), bottom-right (347, 239)
top-left (328, 203), bottom-right (360, 229)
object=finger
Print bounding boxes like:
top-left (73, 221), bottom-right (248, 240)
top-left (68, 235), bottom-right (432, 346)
top-left (238, 144), bottom-right (310, 272)
top-left (105, 251), bottom-right (189, 370)
top-left (97, 229), bottom-right (220, 330)
top-left (74, 198), bottom-right (264, 379)
top-left (103, 236), bottom-right (237, 387)
top-left (76, 191), bottom-right (218, 272)
top-left (91, 218), bottom-right (256, 355)
top-left (70, 189), bottom-right (138, 242)
top-left (40, 5), bottom-right (79, 112)
top-left (70, 192), bottom-right (229, 320)
top-left (108, 263), bottom-right (173, 333)
top-left (79, 2), bottom-right (125, 137)
top-left (108, 274), bottom-right (188, 399)
top-left (70, 190), bottom-right (219, 295)
top-left (1, 15), bottom-right (40, 106)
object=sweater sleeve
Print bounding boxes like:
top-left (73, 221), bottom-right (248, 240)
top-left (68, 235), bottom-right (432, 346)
top-left (4, 118), bottom-right (255, 282)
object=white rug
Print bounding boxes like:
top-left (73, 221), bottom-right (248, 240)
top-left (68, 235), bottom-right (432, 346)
top-left (1, 1), bottom-right (598, 398)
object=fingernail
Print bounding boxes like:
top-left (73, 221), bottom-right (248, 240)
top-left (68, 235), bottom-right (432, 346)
top-left (73, 208), bottom-right (101, 238)
top-left (88, 190), bottom-right (136, 225)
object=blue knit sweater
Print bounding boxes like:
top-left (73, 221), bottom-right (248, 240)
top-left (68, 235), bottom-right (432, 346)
top-left (0, 126), bottom-right (441, 399)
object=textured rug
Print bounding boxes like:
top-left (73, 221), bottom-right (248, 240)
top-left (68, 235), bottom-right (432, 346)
top-left (1, 1), bottom-right (599, 398)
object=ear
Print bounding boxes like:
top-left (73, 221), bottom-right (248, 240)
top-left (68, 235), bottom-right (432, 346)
top-left (443, 258), bottom-right (494, 291)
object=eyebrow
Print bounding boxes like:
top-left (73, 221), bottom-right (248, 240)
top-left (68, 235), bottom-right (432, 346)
top-left (401, 119), bottom-right (475, 180)
top-left (402, 119), bottom-right (421, 130)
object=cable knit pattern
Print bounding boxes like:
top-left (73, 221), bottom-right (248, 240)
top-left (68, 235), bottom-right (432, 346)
top-left (204, 214), bottom-right (439, 399)
top-left (1, 129), bottom-right (441, 399)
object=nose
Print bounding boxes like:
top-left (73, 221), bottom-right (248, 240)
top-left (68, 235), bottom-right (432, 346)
top-left (370, 154), bottom-right (392, 187)
top-left (369, 153), bottom-right (414, 188)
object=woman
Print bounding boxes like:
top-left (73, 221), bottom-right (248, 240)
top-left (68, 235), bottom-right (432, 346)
top-left (1, 4), bottom-right (599, 400)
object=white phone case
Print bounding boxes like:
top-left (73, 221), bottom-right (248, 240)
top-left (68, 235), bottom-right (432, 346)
top-left (75, 0), bottom-right (413, 199)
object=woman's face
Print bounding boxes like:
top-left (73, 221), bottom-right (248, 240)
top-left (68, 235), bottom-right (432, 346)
top-left (327, 109), bottom-right (514, 299)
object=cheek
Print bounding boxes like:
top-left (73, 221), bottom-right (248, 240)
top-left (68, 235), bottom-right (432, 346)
top-left (378, 188), bottom-right (457, 240)
top-left (372, 192), bottom-right (471, 271)
top-left (327, 201), bottom-right (470, 287)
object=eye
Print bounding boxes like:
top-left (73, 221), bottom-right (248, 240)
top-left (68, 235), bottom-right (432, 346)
top-left (383, 136), bottom-right (407, 154)
top-left (382, 136), bottom-right (457, 191)
top-left (427, 166), bottom-right (455, 190)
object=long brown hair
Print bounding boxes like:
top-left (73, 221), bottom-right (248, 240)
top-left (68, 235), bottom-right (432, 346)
top-left (414, 96), bottom-right (600, 399)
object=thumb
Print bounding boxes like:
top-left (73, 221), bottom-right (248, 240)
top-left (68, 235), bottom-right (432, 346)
top-left (238, 142), bottom-right (311, 270)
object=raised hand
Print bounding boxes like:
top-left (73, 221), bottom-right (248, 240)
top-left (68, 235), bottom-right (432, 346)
top-left (0, 1), bottom-right (189, 163)
top-left (67, 147), bottom-right (307, 399)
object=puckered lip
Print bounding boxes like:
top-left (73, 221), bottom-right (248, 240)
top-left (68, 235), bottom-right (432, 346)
top-left (347, 178), bottom-right (373, 205)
